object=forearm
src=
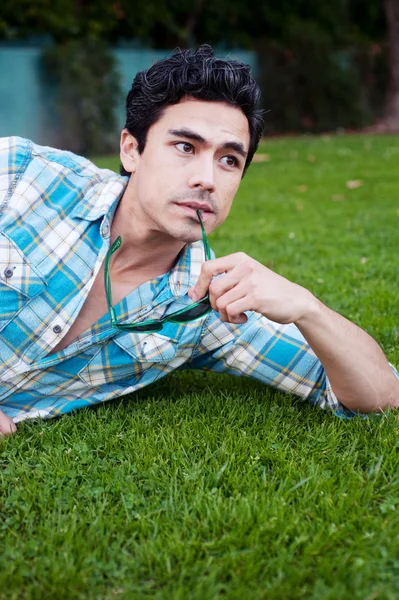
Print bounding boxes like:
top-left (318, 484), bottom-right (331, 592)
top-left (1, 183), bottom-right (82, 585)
top-left (295, 296), bottom-right (399, 413)
top-left (189, 252), bottom-right (399, 413)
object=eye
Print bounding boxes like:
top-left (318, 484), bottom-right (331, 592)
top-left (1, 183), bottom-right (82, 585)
top-left (220, 155), bottom-right (239, 168)
top-left (175, 142), bottom-right (194, 154)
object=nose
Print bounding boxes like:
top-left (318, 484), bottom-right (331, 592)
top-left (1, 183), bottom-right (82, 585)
top-left (187, 156), bottom-right (216, 194)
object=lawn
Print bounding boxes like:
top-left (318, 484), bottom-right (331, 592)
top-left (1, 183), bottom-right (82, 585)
top-left (1, 134), bottom-right (399, 600)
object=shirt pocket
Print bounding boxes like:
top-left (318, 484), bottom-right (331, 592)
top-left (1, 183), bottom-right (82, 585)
top-left (78, 331), bottom-right (179, 388)
top-left (0, 231), bottom-right (46, 332)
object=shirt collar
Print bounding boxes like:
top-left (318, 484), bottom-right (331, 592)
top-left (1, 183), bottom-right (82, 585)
top-left (71, 175), bottom-right (128, 222)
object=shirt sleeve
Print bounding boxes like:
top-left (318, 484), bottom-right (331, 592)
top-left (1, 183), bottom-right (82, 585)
top-left (188, 309), bottom-right (399, 419)
top-left (0, 137), bottom-right (32, 217)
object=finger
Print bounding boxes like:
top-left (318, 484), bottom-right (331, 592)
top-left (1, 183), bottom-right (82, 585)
top-left (0, 411), bottom-right (16, 437)
top-left (224, 297), bottom-right (250, 324)
top-left (208, 274), bottom-right (236, 310)
top-left (0, 423), bottom-right (17, 436)
top-left (190, 253), bottom-right (248, 301)
top-left (215, 282), bottom-right (246, 311)
top-left (208, 263), bottom-right (251, 308)
top-left (214, 284), bottom-right (248, 322)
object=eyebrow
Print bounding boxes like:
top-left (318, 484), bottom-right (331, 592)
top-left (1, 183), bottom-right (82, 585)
top-left (167, 128), bottom-right (248, 159)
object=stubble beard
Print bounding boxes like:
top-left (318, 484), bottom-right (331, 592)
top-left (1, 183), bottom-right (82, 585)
top-left (166, 189), bottom-right (218, 242)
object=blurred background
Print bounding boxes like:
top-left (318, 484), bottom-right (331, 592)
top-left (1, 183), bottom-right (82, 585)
top-left (0, 0), bottom-right (398, 156)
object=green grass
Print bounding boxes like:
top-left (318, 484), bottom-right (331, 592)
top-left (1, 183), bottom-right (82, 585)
top-left (1, 134), bottom-right (399, 600)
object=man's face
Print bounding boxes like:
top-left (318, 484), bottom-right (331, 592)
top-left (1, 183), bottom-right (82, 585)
top-left (120, 97), bottom-right (250, 243)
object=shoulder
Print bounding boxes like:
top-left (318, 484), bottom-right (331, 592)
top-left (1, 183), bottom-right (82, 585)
top-left (0, 136), bottom-right (120, 184)
top-left (0, 136), bottom-right (32, 174)
top-left (30, 140), bottom-right (117, 182)
top-left (0, 137), bottom-right (126, 221)
top-left (0, 137), bottom-right (128, 232)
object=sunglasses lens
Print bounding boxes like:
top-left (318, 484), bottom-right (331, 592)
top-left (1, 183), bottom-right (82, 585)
top-left (127, 322), bottom-right (163, 332)
top-left (171, 299), bottom-right (211, 323)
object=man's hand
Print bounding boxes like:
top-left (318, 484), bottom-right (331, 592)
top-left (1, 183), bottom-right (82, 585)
top-left (0, 409), bottom-right (16, 437)
top-left (188, 252), bottom-right (317, 324)
top-left (188, 251), bottom-right (399, 413)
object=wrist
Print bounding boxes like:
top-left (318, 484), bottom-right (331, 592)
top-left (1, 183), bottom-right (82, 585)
top-left (295, 292), bottom-right (324, 328)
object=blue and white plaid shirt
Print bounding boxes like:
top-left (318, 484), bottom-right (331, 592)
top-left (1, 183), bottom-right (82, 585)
top-left (1, 137), bottom-right (398, 423)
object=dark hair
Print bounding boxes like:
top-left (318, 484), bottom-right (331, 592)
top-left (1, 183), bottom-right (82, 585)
top-left (121, 45), bottom-right (264, 176)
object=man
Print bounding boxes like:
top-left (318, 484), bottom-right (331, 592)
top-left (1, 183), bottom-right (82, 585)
top-left (0, 45), bottom-right (398, 437)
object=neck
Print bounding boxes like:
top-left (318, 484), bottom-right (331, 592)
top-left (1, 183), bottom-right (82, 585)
top-left (109, 191), bottom-right (186, 279)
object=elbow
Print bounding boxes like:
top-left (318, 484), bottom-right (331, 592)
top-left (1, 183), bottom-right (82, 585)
top-left (339, 380), bottom-right (399, 415)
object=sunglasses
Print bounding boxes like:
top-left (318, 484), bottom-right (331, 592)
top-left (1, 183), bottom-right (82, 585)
top-left (104, 210), bottom-right (213, 333)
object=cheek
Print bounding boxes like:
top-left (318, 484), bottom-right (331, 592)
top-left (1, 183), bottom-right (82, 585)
top-left (137, 158), bottom-right (167, 193)
top-left (218, 176), bottom-right (241, 207)
top-left (142, 152), bottom-right (183, 191)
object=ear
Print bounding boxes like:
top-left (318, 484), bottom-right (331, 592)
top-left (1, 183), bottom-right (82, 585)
top-left (120, 129), bottom-right (140, 174)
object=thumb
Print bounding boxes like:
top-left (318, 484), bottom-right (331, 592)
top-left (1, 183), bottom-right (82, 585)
top-left (187, 286), bottom-right (198, 301)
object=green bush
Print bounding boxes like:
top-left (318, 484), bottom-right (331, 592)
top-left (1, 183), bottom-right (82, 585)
top-left (42, 38), bottom-right (122, 156)
top-left (256, 19), bottom-right (381, 133)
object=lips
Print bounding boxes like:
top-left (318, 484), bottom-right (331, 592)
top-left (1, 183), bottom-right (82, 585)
top-left (176, 202), bottom-right (213, 213)
top-left (174, 202), bottom-right (214, 223)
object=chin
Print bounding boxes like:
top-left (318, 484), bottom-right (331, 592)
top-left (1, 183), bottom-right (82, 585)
top-left (186, 234), bottom-right (203, 244)
top-left (173, 230), bottom-right (203, 244)
top-left (167, 222), bottom-right (206, 244)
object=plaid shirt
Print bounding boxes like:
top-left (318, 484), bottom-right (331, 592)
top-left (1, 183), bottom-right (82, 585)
top-left (1, 137), bottom-right (398, 423)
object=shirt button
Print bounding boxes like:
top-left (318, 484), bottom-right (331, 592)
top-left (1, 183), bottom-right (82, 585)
top-left (101, 220), bottom-right (110, 238)
top-left (53, 325), bottom-right (62, 334)
top-left (4, 267), bottom-right (14, 278)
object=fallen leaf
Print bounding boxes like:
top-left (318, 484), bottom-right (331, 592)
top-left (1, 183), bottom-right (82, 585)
top-left (332, 194), bottom-right (346, 201)
top-left (297, 185), bottom-right (308, 193)
top-left (346, 180), bottom-right (362, 189)
top-left (307, 154), bottom-right (316, 163)
top-left (252, 153), bottom-right (270, 162)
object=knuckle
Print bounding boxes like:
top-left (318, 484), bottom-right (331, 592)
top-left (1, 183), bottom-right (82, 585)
top-left (215, 297), bottom-right (225, 311)
top-left (226, 305), bottom-right (236, 318)
top-left (244, 259), bottom-right (255, 272)
top-left (209, 280), bottom-right (218, 294)
top-left (201, 262), bottom-right (212, 274)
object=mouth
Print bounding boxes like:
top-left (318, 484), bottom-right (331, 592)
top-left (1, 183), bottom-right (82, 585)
top-left (174, 202), bottom-right (214, 222)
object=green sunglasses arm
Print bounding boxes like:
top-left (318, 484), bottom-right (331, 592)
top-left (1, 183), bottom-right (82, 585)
top-left (196, 209), bottom-right (212, 260)
top-left (105, 213), bottom-right (211, 333)
top-left (104, 236), bottom-right (122, 326)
